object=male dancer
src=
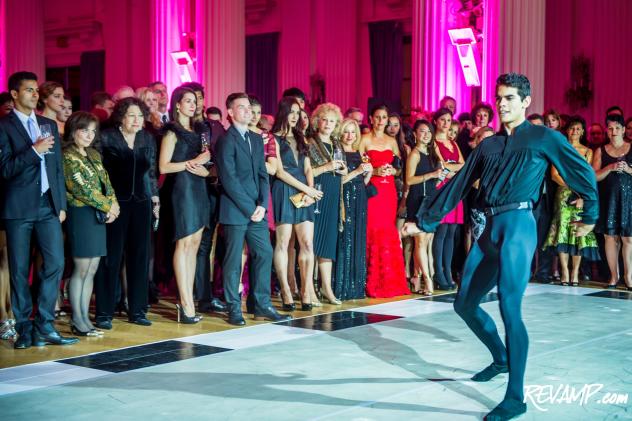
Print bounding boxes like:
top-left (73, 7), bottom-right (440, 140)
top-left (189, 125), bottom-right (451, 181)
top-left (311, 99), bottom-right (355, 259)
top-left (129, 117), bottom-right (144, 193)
top-left (403, 73), bottom-right (598, 420)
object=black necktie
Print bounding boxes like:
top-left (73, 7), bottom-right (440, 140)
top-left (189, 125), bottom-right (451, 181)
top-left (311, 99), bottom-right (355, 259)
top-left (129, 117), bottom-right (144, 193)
top-left (244, 131), bottom-right (252, 153)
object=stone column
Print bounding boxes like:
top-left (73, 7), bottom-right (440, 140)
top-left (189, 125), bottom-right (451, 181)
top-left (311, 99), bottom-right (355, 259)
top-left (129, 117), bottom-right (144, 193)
top-left (196, 0), bottom-right (246, 112)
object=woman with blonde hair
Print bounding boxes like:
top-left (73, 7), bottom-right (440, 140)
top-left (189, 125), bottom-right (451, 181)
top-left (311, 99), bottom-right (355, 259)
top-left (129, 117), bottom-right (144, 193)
top-left (334, 118), bottom-right (372, 299)
top-left (308, 103), bottom-right (347, 305)
top-left (136, 87), bottom-right (162, 129)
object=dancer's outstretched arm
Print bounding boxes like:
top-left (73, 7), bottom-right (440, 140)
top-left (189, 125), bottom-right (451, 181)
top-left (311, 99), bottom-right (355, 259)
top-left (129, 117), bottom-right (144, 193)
top-left (415, 143), bottom-right (484, 233)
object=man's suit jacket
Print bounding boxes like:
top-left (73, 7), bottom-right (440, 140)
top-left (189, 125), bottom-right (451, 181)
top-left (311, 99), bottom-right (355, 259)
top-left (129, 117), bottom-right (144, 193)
top-left (215, 125), bottom-right (269, 225)
top-left (0, 112), bottom-right (67, 219)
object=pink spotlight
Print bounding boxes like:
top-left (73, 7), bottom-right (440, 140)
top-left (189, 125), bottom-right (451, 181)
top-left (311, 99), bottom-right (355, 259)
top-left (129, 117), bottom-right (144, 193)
top-left (448, 28), bottom-right (481, 87)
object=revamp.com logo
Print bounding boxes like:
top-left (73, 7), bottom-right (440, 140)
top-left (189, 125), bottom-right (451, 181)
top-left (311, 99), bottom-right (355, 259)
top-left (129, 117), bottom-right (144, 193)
top-left (524, 384), bottom-right (629, 411)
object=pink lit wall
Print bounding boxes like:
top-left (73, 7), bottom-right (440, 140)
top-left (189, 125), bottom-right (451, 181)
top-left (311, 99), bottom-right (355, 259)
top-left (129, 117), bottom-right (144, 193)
top-left (1, 0), bottom-right (45, 88)
top-left (0, 0), bottom-right (6, 90)
top-left (196, 0), bottom-right (246, 113)
top-left (413, 0), bottom-right (472, 116)
top-left (545, 0), bottom-right (632, 125)
top-left (151, 0), bottom-right (192, 96)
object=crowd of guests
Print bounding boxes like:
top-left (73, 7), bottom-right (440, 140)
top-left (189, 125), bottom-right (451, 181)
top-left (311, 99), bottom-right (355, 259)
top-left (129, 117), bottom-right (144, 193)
top-left (0, 71), bottom-right (631, 348)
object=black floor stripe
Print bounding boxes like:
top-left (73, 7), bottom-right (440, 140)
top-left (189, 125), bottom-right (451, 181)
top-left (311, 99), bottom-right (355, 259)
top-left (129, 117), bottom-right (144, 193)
top-left (275, 311), bottom-right (401, 331)
top-left (584, 290), bottom-right (632, 300)
top-left (58, 340), bottom-right (231, 373)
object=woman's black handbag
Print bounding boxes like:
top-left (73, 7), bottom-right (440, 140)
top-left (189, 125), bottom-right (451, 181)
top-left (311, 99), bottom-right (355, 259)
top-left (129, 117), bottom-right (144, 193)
top-left (95, 210), bottom-right (108, 224)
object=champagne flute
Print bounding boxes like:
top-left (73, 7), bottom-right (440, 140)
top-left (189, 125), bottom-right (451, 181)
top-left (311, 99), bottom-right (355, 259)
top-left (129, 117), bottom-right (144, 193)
top-left (314, 183), bottom-right (322, 214)
top-left (380, 164), bottom-right (390, 183)
top-left (361, 153), bottom-right (371, 174)
top-left (39, 124), bottom-right (54, 155)
top-left (200, 132), bottom-right (212, 166)
top-left (333, 147), bottom-right (344, 174)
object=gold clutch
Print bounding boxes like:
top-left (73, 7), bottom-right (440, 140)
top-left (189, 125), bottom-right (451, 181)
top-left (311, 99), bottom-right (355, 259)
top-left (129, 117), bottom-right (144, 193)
top-left (289, 192), bottom-right (307, 208)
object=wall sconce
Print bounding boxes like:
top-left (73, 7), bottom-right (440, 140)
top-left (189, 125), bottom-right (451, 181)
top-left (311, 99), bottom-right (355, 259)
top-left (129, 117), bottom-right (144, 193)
top-left (170, 51), bottom-right (196, 83)
top-left (447, 27), bottom-right (481, 87)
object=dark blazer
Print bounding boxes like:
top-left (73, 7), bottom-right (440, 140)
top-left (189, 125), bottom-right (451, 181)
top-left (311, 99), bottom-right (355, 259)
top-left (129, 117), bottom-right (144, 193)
top-left (0, 112), bottom-right (66, 219)
top-left (98, 127), bottom-right (159, 202)
top-left (216, 126), bottom-right (269, 225)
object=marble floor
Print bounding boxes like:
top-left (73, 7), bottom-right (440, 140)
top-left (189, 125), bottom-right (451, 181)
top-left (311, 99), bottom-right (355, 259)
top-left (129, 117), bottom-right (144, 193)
top-left (0, 283), bottom-right (630, 420)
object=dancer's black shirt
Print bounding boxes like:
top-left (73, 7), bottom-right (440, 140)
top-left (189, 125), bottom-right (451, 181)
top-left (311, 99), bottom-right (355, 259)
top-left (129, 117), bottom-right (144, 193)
top-left (417, 120), bottom-right (599, 232)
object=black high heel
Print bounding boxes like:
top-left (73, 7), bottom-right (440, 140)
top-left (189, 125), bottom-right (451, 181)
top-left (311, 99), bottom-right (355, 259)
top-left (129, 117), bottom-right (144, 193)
top-left (70, 324), bottom-right (88, 336)
top-left (301, 302), bottom-right (313, 311)
top-left (282, 302), bottom-right (296, 311)
top-left (176, 304), bottom-right (202, 324)
top-left (71, 324), bottom-right (99, 337)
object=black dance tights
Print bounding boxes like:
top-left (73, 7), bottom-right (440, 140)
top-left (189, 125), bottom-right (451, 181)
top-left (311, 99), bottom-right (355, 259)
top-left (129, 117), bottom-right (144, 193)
top-left (432, 224), bottom-right (458, 288)
top-left (453, 210), bottom-right (536, 403)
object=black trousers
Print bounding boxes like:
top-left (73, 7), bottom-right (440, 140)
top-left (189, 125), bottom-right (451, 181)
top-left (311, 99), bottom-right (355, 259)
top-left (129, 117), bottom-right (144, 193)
top-left (4, 193), bottom-right (64, 336)
top-left (95, 199), bottom-right (151, 321)
top-left (532, 199), bottom-right (554, 279)
top-left (432, 224), bottom-right (458, 288)
top-left (453, 209), bottom-right (536, 403)
top-left (222, 220), bottom-right (273, 313)
top-left (194, 192), bottom-right (219, 303)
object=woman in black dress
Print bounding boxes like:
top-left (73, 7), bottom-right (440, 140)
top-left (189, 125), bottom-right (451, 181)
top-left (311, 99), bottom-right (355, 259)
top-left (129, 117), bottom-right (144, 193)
top-left (592, 113), bottom-right (632, 290)
top-left (405, 120), bottom-right (443, 295)
top-left (334, 119), bottom-right (372, 300)
top-left (308, 103), bottom-right (347, 305)
top-left (270, 97), bottom-right (322, 310)
top-left (159, 87), bottom-right (211, 323)
top-left (96, 97), bottom-right (160, 328)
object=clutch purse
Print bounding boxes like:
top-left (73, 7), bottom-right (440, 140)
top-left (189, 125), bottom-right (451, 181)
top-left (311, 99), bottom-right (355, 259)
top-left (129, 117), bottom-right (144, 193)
top-left (95, 210), bottom-right (108, 224)
top-left (366, 182), bottom-right (378, 198)
top-left (290, 192), bottom-right (308, 208)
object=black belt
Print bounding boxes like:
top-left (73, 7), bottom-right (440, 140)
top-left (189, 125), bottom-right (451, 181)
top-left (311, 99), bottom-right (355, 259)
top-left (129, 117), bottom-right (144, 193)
top-left (483, 201), bottom-right (532, 217)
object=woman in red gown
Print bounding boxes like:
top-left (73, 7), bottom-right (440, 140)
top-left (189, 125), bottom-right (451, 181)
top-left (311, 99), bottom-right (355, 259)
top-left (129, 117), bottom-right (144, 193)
top-left (359, 105), bottom-right (410, 298)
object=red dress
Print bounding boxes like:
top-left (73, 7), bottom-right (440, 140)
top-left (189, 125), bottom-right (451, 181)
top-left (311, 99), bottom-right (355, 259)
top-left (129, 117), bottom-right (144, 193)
top-left (436, 140), bottom-right (464, 224)
top-left (365, 149), bottom-right (410, 298)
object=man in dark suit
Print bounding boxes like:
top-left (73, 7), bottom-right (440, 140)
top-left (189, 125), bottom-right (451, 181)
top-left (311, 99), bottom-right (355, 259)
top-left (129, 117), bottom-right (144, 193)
top-left (0, 71), bottom-right (78, 349)
top-left (215, 92), bottom-right (291, 326)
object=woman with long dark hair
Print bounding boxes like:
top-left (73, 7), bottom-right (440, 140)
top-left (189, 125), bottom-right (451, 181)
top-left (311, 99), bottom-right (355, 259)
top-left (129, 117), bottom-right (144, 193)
top-left (432, 107), bottom-right (464, 290)
top-left (271, 97), bottom-right (322, 310)
top-left (159, 86), bottom-right (211, 323)
top-left (359, 104), bottom-right (410, 298)
top-left (405, 120), bottom-right (443, 295)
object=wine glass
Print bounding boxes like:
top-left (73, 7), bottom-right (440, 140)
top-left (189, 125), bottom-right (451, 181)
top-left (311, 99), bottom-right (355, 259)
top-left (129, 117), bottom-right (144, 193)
top-left (361, 153), bottom-right (371, 174)
top-left (200, 132), bottom-right (212, 166)
top-left (39, 124), bottom-right (54, 155)
top-left (380, 164), bottom-right (390, 183)
top-left (314, 183), bottom-right (322, 214)
top-left (201, 132), bottom-right (210, 152)
top-left (333, 147), bottom-right (344, 174)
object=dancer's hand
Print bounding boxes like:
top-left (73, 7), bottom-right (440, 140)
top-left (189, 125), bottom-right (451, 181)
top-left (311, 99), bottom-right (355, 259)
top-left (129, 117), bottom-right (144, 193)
top-left (572, 221), bottom-right (595, 237)
top-left (400, 222), bottom-right (422, 238)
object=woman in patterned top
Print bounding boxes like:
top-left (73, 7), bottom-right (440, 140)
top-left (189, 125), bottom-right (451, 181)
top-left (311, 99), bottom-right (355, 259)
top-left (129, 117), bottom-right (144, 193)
top-left (63, 111), bottom-right (119, 336)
